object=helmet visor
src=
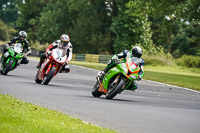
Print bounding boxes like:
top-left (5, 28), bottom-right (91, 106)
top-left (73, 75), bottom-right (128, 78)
top-left (62, 41), bottom-right (69, 47)
top-left (20, 36), bottom-right (26, 40)
top-left (132, 52), bottom-right (142, 58)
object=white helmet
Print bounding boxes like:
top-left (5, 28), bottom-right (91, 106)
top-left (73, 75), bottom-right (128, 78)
top-left (60, 34), bottom-right (70, 48)
top-left (18, 31), bottom-right (27, 38)
top-left (132, 46), bottom-right (143, 58)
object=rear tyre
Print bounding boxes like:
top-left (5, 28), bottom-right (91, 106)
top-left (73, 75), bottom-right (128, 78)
top-left (91, 81), bottom-right (102, 97)
top-left (2, 59), bottom-right (13, 75)
top-left (106, 79), bottom-right (125, 99)
top-left (43, 66), bottom-right (56, 85)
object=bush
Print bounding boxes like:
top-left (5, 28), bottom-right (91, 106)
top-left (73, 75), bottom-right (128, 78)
top-left (0, 20), bottom-right (16, 41)
top-left (30, 40), bottom-right (49, 51)
top-left (176, 55), bottom-right (200, 68)
top-left (143, 55), bottom-right (174, 66)
top-left (142, 46), bottom-right (175, 66)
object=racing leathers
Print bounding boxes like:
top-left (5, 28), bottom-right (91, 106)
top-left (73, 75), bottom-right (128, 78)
top-left (37, 40), bottom-right (73, 73)
top-left (1, 37), bottom-right (31, 64)
top-left (99, 50), bottom-right (144, 90)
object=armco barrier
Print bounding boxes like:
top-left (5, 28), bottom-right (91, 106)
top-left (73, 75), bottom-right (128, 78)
top-left (85, 54), bottom-right (99, 63)
top-left (29, 49), bottom-right (41, 57)
top-left (75, 54), bottom-right (85, 61)
top-left (72, 54), bottom-right (112, 64)
top-left (0, 45), bottom-right (4, 53)
top-left (99, 55), bottom-right (113, 64)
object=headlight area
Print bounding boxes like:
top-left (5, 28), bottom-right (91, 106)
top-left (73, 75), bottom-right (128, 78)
top-left (129, 75), bottom-right (137, 80)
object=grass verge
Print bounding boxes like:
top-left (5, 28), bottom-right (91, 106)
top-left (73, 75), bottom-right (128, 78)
top-left (0, 94), bottom-right (117, 133)
top-left (70, 61), bottom-right (200, 91)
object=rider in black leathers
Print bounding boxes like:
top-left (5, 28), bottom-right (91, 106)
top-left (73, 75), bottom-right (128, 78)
top-left (1, 31), bottom-right (31, 64)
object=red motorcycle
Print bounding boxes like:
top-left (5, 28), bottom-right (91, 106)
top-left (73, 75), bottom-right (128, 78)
top-left (35, 48), bottom-right (67, 85)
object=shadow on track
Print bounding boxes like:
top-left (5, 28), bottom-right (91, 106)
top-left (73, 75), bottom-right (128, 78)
top-left (77, 95), bottom-right (140, 103)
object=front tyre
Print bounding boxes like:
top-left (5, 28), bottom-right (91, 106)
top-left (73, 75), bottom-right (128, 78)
top-left (106, 79), bottom-right (125, 99)
top-left (91, 81), bottom-right (102, 97)
top-left (2, 59), bottom-right (13, 75)
top-left (43, 66), bottom-right (56, 85)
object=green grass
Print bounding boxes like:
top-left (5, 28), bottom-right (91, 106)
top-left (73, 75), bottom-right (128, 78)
top-left (144, 71), bottom-right (200, 91)
top-left (71, 61), bottom-right (106, 70)
top-left (144, 65), bottom-right (200, 77)
top-left (70, 61), bottom-right (200, 91)
top-left (0, 41), bottom-right (7, 45)
top-left (0, 94), bottom-right (117, 133)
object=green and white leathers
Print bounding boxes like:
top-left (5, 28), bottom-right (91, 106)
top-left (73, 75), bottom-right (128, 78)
top-left (92, 50), bottom-right (144, 99)
top-left (109, 51), bottom-right (144, 75)
top-left (1, 43), bottom-right (24, 75)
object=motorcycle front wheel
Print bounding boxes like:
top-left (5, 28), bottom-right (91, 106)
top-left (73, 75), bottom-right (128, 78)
top-left (43, 66), bottom-right (56, 85)
top-left (106, 78), bottom-right (125, 99)
top-left (2, 59), bottom-right (13, 75)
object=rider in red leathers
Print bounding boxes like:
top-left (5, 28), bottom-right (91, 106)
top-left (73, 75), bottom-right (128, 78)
top-left (36, 34), bottom-right (72, 73)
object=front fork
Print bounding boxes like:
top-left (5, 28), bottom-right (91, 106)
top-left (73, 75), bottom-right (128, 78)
top-left (46, 64), bottom-right (52, 75)
top-left (119, 78), bottom-right (132, 93)
top-left (45, 64), bottom-right (58, 77)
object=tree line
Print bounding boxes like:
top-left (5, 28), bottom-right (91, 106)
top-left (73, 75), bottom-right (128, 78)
top-left (0, 0), bottom-right (200, 57)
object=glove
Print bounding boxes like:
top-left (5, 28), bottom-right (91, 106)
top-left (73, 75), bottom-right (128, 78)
top-left (24, 52), bottom-right (29, 57)
top-left (112, 58), bottom-right (120, 64)
top-left (66, 59), bottom-right (69, 64)
top-left (23, 53), bottom-right (27, 57)
top-left (46, 51), bottom-right (51, 56)
top-left (64, 64), bottom-right (70, 73)
top-left (5, 44), bottom-right (10, 49)
top-left (137, 75), bottom-right (142, 81)
top-left (107, 59), bottom-right (112, 64)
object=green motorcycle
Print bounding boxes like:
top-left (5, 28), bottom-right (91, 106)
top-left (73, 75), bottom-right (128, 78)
top-left (92, 58), bottom-right (141, 99)
top-left (1, 43), bottom-right (24, 75)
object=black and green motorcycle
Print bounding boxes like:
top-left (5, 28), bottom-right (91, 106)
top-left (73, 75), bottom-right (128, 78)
top-left (1, 43), bottom-right (24, 75)
top-left (92, 57), bottom-right (141, 99)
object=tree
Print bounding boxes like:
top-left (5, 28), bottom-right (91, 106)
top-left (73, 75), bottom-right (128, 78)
top-left (140, 0), bottom-right (200, 56)
top-left (16, 0), bottom-right (47, 41)
top-left (170, 21), bottom-right (200, 57)
top-left (68, 0), bottom-right (114, 54)
top-left (0, 19), bottom-right (16, 41)
top-left (111, 0), bottom-right (153, 53)
top-left (36, 0), bottom-right (72, 43)
top-left (0, 0), bottom-right (20, 27)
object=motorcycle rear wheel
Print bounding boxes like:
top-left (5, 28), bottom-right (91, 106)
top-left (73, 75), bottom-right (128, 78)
top-left (43, 66), bottom-right (56, 85)
top-left (2, 59), bottom-right (13, 75)
top-left (106, 78), bottom-right (125, 99)
top-left (91, 81), bottom-right (102, 97)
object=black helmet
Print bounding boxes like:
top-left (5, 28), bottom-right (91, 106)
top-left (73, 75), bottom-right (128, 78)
top-left (132, 46), bottom-right (143, 58)
top-left (18, 31), bottom-right (27, 38)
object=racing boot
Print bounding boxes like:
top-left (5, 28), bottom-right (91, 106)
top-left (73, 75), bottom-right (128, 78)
top-left (36, 63), bottom-right (41, 69)
top-left (127, 81), bottom-right (138, 91)
top-left (36, 54), bottom-right (46, 69)
top-left (65, 65), bottom-right (70, 73)
top-left (0, 54), bottom-right (4, 62)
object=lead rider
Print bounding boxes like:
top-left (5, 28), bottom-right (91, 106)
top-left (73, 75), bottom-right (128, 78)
top-left (98, 46), bottom-right (144, 90)
top-left (36, 34), bottom-right (73, 73)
